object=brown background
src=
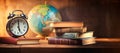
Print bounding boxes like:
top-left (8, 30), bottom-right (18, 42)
top-left (0, 0), bottom-right (120, 38)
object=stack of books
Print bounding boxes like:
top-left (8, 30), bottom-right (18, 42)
top-left (48, 31), bottom-right (96, 45)
top-left (48, 22), bottom-right (96, 45)
top-left (48, 26), bottom-right (83, 45)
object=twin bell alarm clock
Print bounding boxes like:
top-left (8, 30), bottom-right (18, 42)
top-left (6, 10), bottom-right (29, 38)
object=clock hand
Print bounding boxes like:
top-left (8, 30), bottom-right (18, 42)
top-left (17, 20), bottom-right (22, 33)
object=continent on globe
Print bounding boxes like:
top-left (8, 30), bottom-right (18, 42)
top-left (38, 5), bottom-right (49, 16)
top-left (28, 4), bottom-right (62, 38)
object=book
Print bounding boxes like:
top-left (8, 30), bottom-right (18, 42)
top-left (54, 27), bottom-right (84, 38)
top-left (79, 31), bottom-right (96, 45)
top-left (0, 37), bottom-right (17, 44)
top-left (79, 31), bottom-right (94, 38)
top-left (55, 27), bottom-right (83, 33)
top-left (17, 39), bottom-right (40, 45)
top-left (56, 33), bottom-right (79, 39)
top-left (0, 37), bottom-right (40, 45)
top-left (48, 37), bottom-right (96, 45)
top-left (82, 37), bottom-right (96, 45)
top-left (53, 22), bottom-right (84, 28)
top-left (48, 38), bottom-right (82, 45)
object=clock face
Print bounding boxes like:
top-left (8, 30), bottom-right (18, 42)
top-left (6, 17), bottom-right (29, 38)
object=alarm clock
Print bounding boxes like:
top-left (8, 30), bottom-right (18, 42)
top-left (6, 10), bottom-right (29, 38)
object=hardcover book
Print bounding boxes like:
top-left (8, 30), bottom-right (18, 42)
top-left (55, 27), bottom-right (83, 33)
top-left (48, 37), bottom-right (96, 45)
top-left (17, 38), bottom-right (40, 45)
top-left (0, 37), bottom-right (40, 45)
top-left (0, 37), bottom-right (17, 44)
top-left (48, 38), bottom-right (82, 45)
top-left (56, 33), bottom-right (79, 39)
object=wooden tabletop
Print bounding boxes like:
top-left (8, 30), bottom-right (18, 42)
top-left (1, 38), bottom-right (120, 48)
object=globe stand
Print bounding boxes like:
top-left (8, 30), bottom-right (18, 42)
top-left (35, 34), bottom-right (47, 40)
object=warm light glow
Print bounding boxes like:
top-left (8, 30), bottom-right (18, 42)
top-left (0, 0), bottom-right (79, 38)
top-left (96, 38), bottom-right (120, 42)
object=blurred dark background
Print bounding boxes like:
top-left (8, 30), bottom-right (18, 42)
top-left (59, 0), bottom-right (120, 38)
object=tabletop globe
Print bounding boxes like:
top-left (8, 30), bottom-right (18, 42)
top-left (28, 4), bottom-right (62, 38)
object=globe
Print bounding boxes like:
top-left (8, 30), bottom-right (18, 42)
top-left (28, 4), bottom-right (62, 38)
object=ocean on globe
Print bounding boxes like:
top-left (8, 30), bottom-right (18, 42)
top-left (28, 4), bottom-right (62, 37)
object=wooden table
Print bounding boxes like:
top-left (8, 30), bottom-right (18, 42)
top-left (1, 38), bottom-right (120, 53)
top-left (1, 38), bottom-right (120, 48)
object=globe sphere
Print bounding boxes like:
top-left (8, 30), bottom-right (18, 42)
top-left (28, 4), bottom-right (62, 37)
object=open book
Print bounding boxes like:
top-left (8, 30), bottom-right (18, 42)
top-left (79, 31), bottom-right (94, 38)
top-left (79, 31), bottom-right (96, 45)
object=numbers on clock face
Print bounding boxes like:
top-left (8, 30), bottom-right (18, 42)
top-left (10, 18), bottom-right (28, 36)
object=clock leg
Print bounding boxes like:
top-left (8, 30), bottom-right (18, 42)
top-left (23, 35), bottom-right (26, 39)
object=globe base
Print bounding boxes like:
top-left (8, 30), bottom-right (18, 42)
top-left (35, 34), bottom-right (50, 40)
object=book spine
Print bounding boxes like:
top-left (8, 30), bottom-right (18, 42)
top-left (53, 22), bottom-right (84, 27)
top-left (55, 27), bottom-right (83, 33)
top-left (0, 37), bottom-right (17, 44)
top-left (48, 38), bottom-right (82, 45)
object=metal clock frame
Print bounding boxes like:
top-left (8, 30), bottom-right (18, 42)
top-left (6, 17), bottom-right (29, 38)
